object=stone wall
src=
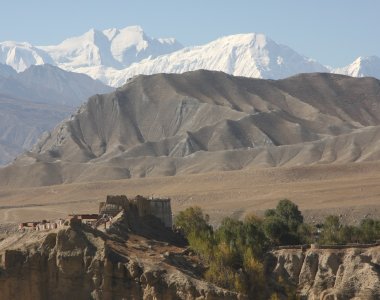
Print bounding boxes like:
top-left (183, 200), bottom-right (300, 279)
top-left (106, 195), bottom-right (129, 207)
top-left (99, 195), bottom-right (129, 216)
top-left (132, 195), bottom-right (151, 217)
top-left (99, 202), bottom-right (122, 216)
top-left (149, 199), bottom-right (172, 228)
top-left (274, 242), bottom-right (380, 251)
top-left (100, 195), bottom-right (173, 228)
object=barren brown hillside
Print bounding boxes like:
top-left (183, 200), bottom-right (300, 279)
top-left (1, 71), bottom-right (380, 225)
top-left (1, 71), bottom-right (380, 187)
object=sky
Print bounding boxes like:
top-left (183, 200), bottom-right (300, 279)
top-left (0, 1), bottom-right (379, 67)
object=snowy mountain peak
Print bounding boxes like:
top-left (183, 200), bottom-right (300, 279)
top-left (118, 25), bottom-right (144, 34)
top-left (335, 55), bottom-right (380, 78)
top-left (109, 26), bottom-right (150, 56)
top-left (214, 33), bottom-right (269, 48)
top-left (105, 25), bottom-right (182, 65)
top-left (107, 32), bottom-right (328, 86)
top-left (0, 41), bottom-right (54, 72)
top-left (102, 26), bottom-right (144, 42)
top-left (38, 26), bottom-right (183, 70)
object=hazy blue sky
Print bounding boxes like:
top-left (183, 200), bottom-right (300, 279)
top-left (1, 1), bottom-right (379, 67)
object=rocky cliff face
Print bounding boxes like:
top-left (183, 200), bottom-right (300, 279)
top-left (0, 216), bottom-right (243, 300)
top-left (270, 246), bottom-right (380, 299)
top-left (2, 216), bottom-right (379, 300)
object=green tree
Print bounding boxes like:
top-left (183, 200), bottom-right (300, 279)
top-left (243, 247), bottom-right (267, 299)
top-left (264, 209), bottom-right (276, 218)
top-left (275, 199), bottom-right (304, 232)
top-left (319, 215), bottom-right (342, 244)
top-left (297, 223), bottom-right (315, 244)
top-left (174, 206), bottom-right (215, 260)
top-left (211, 216), bottom-right (268, 298)
top-left (263, 216), bottom-right (293, 245)
top-left (359, 219), bottom-right (380, 243)
top-left (244, 214), bottom-right (269, 257)
top-left (215, 218), bottom-right (245, 268)
top-left (263, 199), bottom-right (304, 245)
top-left (174, 206), bottom-right (212, 236)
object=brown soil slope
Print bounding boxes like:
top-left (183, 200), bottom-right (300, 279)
top-left (1, 71), bottom-right (380, 187)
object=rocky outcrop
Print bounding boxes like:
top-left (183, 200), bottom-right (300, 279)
top-left (271, 246), bottom-right (380, 299)
top-left (0, 220), bottom-right (243, 300)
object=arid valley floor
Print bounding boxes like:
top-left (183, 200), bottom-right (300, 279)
top-left (1, 161), bottom-right (380, 227)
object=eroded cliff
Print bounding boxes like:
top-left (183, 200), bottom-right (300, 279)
top-left (270, 245), bottom-right (380, 299)
top-left (0, 216), bottom-right (243, 300)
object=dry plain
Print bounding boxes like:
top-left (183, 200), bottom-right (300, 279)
top-left (0, 161), bottom-right (379, 226)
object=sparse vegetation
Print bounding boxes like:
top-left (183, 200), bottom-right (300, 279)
top-left (319, 215), bottom-right (380, 245)
top-left (175, 206), bottom-right (269, 298)
top-left (175, 199), bottom-right (380, 298)
top-left (175, 200), bottom-right (304, 298)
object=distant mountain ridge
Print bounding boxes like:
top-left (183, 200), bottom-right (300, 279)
top-left (0, 64), bottom-right (113, 165)
top-left (0, 64), bottom-right (113, 106)
top-left (0, 63), bottom-right (17, 78)
top-left (0, 26), bottom-right (378, 86)
top-left (2, 70), bottom-right (380, 187)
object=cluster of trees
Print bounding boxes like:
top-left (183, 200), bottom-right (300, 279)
top-left (174, 200), bottom-right (380, 298)
top-left (174, 200), bottom-right (303, 298)
top-left (319, 215), bottom-right (380, 245)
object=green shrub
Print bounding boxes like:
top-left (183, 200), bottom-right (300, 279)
top-left (297, 223), bottom-right (315, 244)
top-left (318, 216), bottom-right (380, 245)
top-left (275, 199), bottom-right (304, 232)
top-left (174, 206), bottom-right (212, 236)
top-left (359, 218), bottom-right (380, 243)
top-left (319, 215), bottom-right (342, 244)
top-left (263, 199), bottom-right (304, 245)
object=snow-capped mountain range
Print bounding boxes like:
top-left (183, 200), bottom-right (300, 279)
top-left (334, 56), bottom-right (380, 79)
top-left (107, 33), bottom-right (330, 87)
top-left (39, 26), bottom-right (183, 70)
top-left (0, 26), bottom-right (378, 87)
